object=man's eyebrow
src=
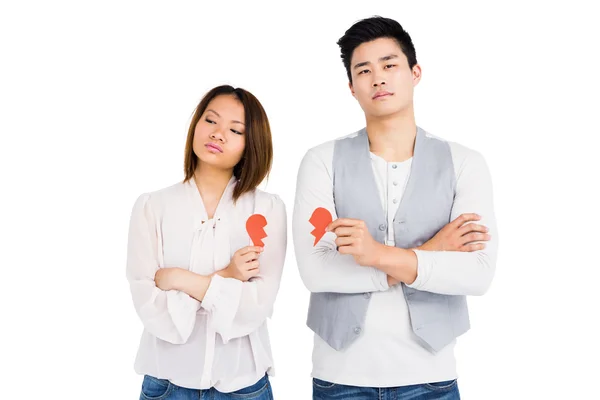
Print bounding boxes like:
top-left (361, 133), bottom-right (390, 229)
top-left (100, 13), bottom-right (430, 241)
top-left (353, 54), bottom-right (399, 69)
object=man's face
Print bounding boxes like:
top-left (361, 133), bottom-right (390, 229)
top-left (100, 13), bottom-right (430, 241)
top-left (349, 37), bottom-right (421, 119)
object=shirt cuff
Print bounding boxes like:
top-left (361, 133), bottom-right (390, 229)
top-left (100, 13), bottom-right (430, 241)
top-left (201, 274), bottom-right (244, 342)
top-left (406, 249), bottom-right (432, 290)
top-left (371, 266), bottom-right (390, 291)
top-left (165, 290), bottom-right (200, 343)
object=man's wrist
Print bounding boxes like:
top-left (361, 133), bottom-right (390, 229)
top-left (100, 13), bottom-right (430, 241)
top-left (376, 245), bottom-right (418, 284)
top-left (372, 242), bottom-right (388, 268)
top-left (387, 274), bottom-right (400, 286)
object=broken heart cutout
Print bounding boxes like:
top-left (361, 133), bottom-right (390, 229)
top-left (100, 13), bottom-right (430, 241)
top-left (246, 214), bottom-right (268, 247)
top-left (309, 207), bottom-right (332, 246)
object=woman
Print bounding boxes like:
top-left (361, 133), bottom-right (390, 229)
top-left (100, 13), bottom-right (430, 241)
top-left (126, 85), bottom-right (286, 400)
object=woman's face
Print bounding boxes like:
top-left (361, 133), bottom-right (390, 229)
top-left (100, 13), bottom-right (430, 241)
top-left (193, 94), bottom-right (246, 171)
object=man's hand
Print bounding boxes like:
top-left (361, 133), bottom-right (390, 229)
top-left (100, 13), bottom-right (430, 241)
top-left (387, 275), bottom-right (400, 286)
top-left (418, 213), bottom-right (490, 252)
top-left (328, 218), bottom-right (383, 266)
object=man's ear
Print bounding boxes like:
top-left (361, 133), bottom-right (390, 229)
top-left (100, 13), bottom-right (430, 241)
top-left (412, 64), bottom-right (422, 86)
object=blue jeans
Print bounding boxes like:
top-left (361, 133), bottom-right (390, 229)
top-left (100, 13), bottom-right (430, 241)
top-left (312, 378), bottom-right (460, 400)
top-left (139, 374), bottom-right (273, 400)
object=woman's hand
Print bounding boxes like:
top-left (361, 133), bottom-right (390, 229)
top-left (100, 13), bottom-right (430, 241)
top-left (219, 246), bottom-right (264, 281)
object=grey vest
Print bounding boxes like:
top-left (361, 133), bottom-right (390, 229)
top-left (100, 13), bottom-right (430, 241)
top-left (306, 127), bottom-right (470, 353)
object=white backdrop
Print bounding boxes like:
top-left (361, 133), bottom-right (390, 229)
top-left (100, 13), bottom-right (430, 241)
top-left (1, 1), bottom-right (599, 399)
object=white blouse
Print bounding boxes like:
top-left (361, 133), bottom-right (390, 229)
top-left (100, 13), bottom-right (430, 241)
top-left (126, 176), bottom-right (287, 392)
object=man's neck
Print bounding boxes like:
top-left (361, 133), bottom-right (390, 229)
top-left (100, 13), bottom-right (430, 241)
top-left (365, 107), bottom-right (417, 163)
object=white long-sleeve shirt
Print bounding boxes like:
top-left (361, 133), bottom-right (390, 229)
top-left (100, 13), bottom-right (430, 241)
top-left (126, 176), bottom-right (287, 392)
top-left (293, 130), bottom-right (498, 387)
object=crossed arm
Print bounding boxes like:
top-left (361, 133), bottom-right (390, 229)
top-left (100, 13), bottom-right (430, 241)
top-left (292, 149), bottom-right (498, 296)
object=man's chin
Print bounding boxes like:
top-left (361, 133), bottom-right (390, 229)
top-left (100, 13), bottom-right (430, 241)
top-left (365, 105), bottom-right (407, 119)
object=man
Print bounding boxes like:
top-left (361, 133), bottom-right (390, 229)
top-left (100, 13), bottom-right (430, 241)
top-left (292, 16), bottom-right (498, 399)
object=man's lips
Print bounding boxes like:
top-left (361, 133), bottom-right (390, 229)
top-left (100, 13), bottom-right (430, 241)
top-left (373, 91), bottom-right (393, 100)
